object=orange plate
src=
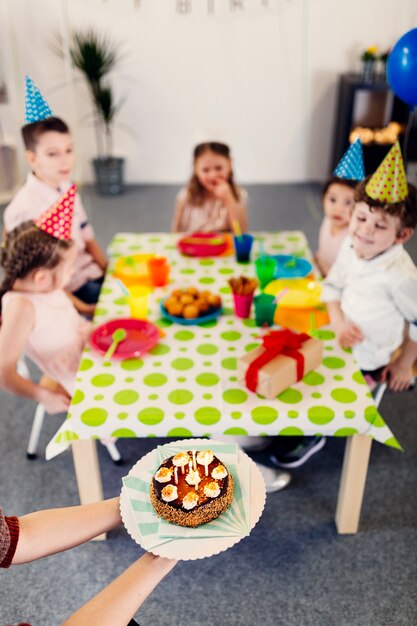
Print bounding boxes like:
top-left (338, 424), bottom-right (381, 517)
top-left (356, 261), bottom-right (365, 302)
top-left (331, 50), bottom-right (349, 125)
top-left (274, 306), bottom-right (330, 334)
top-left (113, 254), bottom-right (154, 288)
top-left (219, 233), bottom-right (234, 257)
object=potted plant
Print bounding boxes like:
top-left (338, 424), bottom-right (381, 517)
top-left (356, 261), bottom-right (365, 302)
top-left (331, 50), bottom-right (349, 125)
top-left (360, 46), bottom-right (378, 83)
top-left (379, 49), bottom-right (391, 82)
top-left (70, 29), bottom-right (125, 195)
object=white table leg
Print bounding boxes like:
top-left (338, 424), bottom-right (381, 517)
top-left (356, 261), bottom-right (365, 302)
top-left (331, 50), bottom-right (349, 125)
top-left (72, 439), bottom-right (106, 541)
top-left (335, 434), bottom-right (372, 534)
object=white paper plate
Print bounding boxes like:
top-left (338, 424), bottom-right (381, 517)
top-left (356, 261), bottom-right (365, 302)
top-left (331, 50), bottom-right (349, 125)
top-left (120, 438), bottom-right (266, 560)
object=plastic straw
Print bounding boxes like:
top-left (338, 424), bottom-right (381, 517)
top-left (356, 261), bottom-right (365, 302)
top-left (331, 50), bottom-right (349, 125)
top-left (115, 277), bottom-right (130, 296)
top-left (273, 287), bottom-right (289, 304)
top-left (259, 240), bottom-right (266, 264)
top-left (309, 313), bottom-right (316, 333)
top-left (232, 219), bottom-right (243, 240)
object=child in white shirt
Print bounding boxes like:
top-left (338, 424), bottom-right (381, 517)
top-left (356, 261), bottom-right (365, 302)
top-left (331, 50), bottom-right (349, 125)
top-left (322, 179), bottom-right (417, 390)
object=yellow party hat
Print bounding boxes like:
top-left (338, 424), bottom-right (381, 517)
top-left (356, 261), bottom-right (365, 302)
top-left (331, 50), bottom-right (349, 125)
top-left (365, 141), bottom-right (408, 203)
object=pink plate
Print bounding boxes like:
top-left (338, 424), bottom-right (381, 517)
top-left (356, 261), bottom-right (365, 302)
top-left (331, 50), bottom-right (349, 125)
top-left (177, 232), bottom-right (227, 257)
top-left (90, 318), bottom-right (159, 359)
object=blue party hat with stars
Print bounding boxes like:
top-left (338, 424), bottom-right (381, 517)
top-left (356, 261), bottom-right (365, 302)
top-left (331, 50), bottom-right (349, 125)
top-left (333, 138), bottom-right (365, 181)
top-left (24, 75), bottom-right (53, 124)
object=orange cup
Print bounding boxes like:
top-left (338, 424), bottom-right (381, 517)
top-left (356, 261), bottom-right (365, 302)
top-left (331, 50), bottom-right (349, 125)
top-left (147, 256), bottom-right (170, 287)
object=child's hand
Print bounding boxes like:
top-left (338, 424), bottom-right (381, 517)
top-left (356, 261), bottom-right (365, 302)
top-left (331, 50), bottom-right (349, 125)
top-left (334, 320), bottom-right (364, 348)
top-left (381, 359), bottom-right (413, 392)
top-left (39, 387), bottom-right (71, 414)
top-left (212, 180), bottom-right (234, 204)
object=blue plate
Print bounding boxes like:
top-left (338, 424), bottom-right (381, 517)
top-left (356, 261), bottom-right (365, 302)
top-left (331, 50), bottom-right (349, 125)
top-left (160, 301), bottom-right (222, 325)
top-left (272, 255), bottom-right (312, 279)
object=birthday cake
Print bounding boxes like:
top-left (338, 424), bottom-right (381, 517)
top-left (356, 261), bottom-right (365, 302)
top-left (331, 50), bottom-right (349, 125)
top-left (150, 450), bottom-right (234, 527)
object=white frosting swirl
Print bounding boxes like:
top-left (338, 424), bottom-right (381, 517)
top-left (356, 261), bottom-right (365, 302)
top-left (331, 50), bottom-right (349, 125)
top-left (204, 481), bottom-right (221, 498)
top-left (161, 484), bottom-right (178, 502)
top-left (182, 491), bottom-right (199, 510)
top-left (172, 452), bottom-right (190, 467)
top-left (197, 449), bottom-right (214, 466)
top-left (186, 468), bottom-right (201, 488)
top-left (155, 467), bottom-right (173, 483)
top-left (211, 464), bottom-right (227, 480)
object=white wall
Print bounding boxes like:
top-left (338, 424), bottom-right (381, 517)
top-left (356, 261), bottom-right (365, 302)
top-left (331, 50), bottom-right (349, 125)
top-left (0, 0), bottom-right (416, 184)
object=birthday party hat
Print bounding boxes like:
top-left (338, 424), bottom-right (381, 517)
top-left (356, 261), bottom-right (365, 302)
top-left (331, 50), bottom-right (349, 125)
top-left (333, 139), bottom-right (365, 181)
top-left (365, 141), bottom-right (408, 202)
top-left (35, 185), bottom-right (76, 240)
top-left (24, 75), bottom-right (53, 124)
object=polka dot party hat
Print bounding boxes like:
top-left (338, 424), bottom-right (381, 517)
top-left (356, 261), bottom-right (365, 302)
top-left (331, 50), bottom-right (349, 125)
top-left (35, 185), bottom-right (76, 240)
top-left (24, 75), bottom-right (53, 124)
top-left (365, 141), bottom-right (408, 203)
top-left (333, 138), bottom-right (365, 181)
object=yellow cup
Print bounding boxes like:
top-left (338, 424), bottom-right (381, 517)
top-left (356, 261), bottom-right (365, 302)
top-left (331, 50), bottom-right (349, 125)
top-left (127, 286), bottom-right (151, 319)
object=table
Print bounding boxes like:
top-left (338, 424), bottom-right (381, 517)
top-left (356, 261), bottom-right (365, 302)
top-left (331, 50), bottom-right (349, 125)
top-left (46, 232), bottom-right (400, 535)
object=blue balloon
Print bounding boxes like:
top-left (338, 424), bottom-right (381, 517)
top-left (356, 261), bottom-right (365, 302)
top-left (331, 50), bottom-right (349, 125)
top-left (387, 28), bottom-right (417, 107)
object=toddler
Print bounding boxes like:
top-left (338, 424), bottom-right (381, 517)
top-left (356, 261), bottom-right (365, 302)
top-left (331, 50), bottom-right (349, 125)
top-left (3, 77), bottom-right (107, 313)
top-left (172, 141), bottom-right (248, 233)
top-left (315, 139), bottom-right (365, 277)
top-left (0, 189), bottom-right (90, 414)
top-left (315, 176), bottom-right (356, 276)
top-left (322, 145), bottom-right (417, 391)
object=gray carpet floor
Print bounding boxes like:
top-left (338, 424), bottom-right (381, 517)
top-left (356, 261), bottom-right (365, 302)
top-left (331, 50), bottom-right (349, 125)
top-left (1, 183), bottom-right (417, 626)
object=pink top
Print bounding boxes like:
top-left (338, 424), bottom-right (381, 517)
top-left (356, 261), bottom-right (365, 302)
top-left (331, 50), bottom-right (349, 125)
top-left (2, 290), bottom-right (91, 395)
top-left (316, 216), bottom-right (349, 277)
top-left (175, 187), bottom-right (248, 233)
top-left (3, 173), bottom-right (103, 291)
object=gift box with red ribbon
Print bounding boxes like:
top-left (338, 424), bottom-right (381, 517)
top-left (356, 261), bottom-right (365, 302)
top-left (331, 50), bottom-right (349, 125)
top-left (237, 328), bottom-right (323, 399)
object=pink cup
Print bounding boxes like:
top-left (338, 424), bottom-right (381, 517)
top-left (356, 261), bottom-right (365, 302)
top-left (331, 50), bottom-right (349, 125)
top-left (233, 292), bottom-right (254, 319)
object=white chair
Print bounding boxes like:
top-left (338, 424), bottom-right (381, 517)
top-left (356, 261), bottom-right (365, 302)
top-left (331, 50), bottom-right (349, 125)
top-left (17, 357), bottom-right (122, 463)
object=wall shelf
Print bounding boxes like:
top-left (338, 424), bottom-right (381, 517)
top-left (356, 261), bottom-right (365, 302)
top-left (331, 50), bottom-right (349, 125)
top-left (331, 73), bottom-right (414, 175)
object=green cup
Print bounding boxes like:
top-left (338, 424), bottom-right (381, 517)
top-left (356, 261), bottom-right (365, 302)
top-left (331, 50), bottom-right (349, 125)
top-left (254, 293), bottom-right (276, 327)
top-left (255, 256), bottom-right (277, 289)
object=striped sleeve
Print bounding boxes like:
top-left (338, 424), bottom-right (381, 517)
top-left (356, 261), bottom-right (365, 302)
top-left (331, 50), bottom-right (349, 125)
top-left (0, 508), bottom-right (20, 568)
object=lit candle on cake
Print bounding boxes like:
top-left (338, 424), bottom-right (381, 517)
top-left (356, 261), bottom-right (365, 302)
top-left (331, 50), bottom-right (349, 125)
top-left (174, 466), bottom-right (178, 485)
top-left (173, 451), bottom-right (190, 474)
top-left (192, 450), bottom-right (197, 470)
top-left (197, 449), bottom-right (214, 476)
top-left (186, 465), bottom-right (201, 491)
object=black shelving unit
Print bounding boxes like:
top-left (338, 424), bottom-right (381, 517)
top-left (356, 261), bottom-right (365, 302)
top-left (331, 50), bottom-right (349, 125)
top-left (330, 73), bottom-right (413, 175)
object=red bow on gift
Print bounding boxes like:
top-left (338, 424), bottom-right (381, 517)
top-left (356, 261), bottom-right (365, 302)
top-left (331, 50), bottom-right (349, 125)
top-left (245, 329), bottom-right (310, 394)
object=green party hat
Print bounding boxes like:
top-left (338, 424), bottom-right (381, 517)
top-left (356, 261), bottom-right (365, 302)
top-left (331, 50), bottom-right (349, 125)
top-left (365, 141), bottom-right (408, 202)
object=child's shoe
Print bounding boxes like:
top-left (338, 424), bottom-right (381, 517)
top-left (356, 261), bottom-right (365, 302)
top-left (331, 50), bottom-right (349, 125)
top-left (269, 436), bottom-right (326, 469)
top-left (257, 463), bottom-right (292, 493)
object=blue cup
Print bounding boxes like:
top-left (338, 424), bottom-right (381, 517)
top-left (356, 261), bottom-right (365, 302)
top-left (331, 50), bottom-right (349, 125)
top-left (233, 234), bottom-right (254, 263)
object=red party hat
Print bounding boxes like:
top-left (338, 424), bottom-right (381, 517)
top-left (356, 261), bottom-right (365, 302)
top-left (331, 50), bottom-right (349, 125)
top-left (35, 185), bottom-right (76, 240)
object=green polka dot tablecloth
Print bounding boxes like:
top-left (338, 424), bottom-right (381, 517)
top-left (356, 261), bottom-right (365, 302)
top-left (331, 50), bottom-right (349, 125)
top-left (45, 231), bottom-right (400, 460)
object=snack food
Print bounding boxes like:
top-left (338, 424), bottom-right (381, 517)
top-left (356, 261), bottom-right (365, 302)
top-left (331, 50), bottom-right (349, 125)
top-left (150, 450), bottom-right (234, 527)
top-left (162, 288), bottom-right (222, 319)
top-left (228, 275), bottom-right (258, 296)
